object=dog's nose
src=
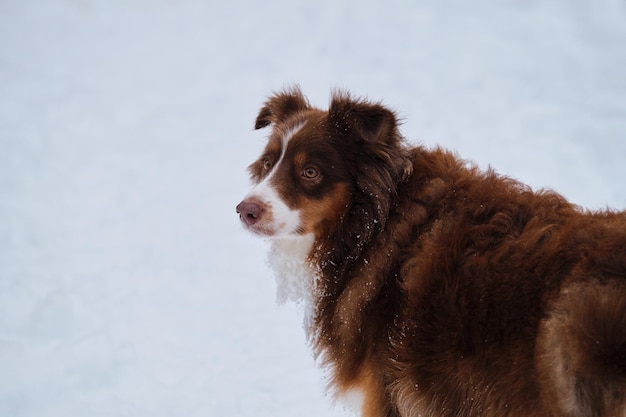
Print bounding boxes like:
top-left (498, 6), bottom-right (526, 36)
top-left (236, 200), bottom-right (263, 226)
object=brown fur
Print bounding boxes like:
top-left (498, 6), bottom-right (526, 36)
top-left (243, 87), bottom-right (626, 417)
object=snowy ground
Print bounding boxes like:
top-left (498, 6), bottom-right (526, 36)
top-left (1, 1), bottom-right (625, 416)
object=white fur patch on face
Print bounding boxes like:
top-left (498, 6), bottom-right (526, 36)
top-left (245, 179), bottom-right (301, 236)
top-left (245, 122), bottom-right (306, 237)
top-left (280, 121), bottom-right (305, 152)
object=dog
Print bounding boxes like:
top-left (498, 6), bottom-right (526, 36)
top-left (236, 87), bottom-right (626, 417)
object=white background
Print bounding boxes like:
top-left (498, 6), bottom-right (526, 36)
top-left (1, 1), bottom-right (625, 416)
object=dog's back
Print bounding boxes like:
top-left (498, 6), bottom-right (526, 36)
top-left (385, 150), bottom-right (626, 416)
top-left (537, 213), bottom-right (626, 417)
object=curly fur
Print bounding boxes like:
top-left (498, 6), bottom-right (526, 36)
top-left (238, 87), bottom-right (626, 417)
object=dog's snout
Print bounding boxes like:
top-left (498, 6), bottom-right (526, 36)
top-left (236, 200), bottom-right (263, 226)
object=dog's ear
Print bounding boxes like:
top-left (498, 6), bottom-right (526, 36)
top-left (328, 90), bottom-right (399, 145)
top-left (329, 90), bottom-right (413, 185)
top-left (255, 87), bottom-right (310, 129)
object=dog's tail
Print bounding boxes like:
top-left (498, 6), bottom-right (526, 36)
top-left (538, 279), bottom-right (626, 417)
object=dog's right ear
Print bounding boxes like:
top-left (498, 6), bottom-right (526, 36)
top-left (254, 87), bottom-right (310, 129)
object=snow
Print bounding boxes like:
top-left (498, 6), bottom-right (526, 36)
top-left (1, 1), bottom-right (625, 416)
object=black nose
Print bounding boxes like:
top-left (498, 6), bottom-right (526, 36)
top-left (236, 200), bottom-right (263, 226)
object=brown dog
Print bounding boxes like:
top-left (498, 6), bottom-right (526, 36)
top-left (236, 87), bottom-right (626, 417)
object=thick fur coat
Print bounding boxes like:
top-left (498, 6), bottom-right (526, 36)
top-left (237, 88), bottom-right (626, 417)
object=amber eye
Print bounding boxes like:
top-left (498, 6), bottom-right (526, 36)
top-left (262, 157), bottom-right (272, 170)
top-left (302, 166), bottom-right (320, 179)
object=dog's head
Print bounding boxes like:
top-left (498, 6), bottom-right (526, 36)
top-left (236, 87), bottom-right (412, 242)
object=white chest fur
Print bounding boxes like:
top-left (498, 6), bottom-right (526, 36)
top-left (268, 234), bottom-right (367, 415)
top-left (267, 234), bottom-right (318, 331)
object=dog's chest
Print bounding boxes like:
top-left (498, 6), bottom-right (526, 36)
top-left (267, 234), bottom-right (318, 328)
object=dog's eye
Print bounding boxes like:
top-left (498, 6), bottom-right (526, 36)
top-left (262, 157), bottom-right (272, 170)
top-left (302, 167), bottom-right (320, 179)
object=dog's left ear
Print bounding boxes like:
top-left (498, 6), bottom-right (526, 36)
top-left (255, 87), bottom-right (310, 129)
top-left (328, 91), bottom-right (399, 145)
top-left (329, 91), bottom-right (413, 182)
